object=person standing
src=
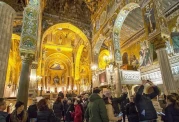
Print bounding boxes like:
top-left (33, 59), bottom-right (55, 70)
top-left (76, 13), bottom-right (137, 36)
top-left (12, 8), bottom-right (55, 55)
top-left (120, 87), bottom-right (129, 122)
top-left (103, 97), bottom-right (122, 122)
top-left (58, 91), bottom-right (64, 99)
top-left (37, 99), bottom-right (60, 122)
top-left (164, 94), bottom-right (179, 122)
top-left (0, 98), bottom-right (8, 122)
top-left (53, 97), bottom-right (63, 121)
top-left (82, 94), bottom-right (89, 114)
top-left (126, 95), bottom-right (139, 122)
top-left (74, 98), bottom-right (82, 122)
top-left (134, 80), bottom-right (159, 122)
top-left (64, 98), bottom-right (74, 122)
top-left (9, 101), bottom-right (28, 122)
top-left (85, 87), bottom-right (109, 122)
top-left (28, 98), bottom-right (38, 122)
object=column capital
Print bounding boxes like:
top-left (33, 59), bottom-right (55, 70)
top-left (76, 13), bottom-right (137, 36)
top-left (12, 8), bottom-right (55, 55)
top-left (152, 36), bottom-right (166, 50)
top-left (21, 54), bottom-right (34, 63)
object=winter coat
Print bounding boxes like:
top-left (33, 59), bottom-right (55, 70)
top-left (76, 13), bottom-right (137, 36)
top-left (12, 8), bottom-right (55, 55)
top-left (126, 102), bottom-right (139, 122)
top-left (53, 102), bottom-right (63, 118)
top-left (9, 110), bottom-right (28, 122)
top-left (111, 93), bottom-right (127, 114)
top-left (85, 93), bottom-right (109, 122)
top-left (0, 111), bottom-right (8, 122)
top-left (164, 104), bottom-right (179, 122)
top-left (134, 85), bottom-right (159, 121)
top-left (74, 104), bottom-right (82, 122)
top-left (28, 104), bottom-right (38, 118)
top-left (106, 104), bottom-right (119, 122)
top-left (37, 109), bottom-right (59, 122)
top-left (64, 104), bottom-right (74, 122)
top-left (120, 98), bottom-right (129, 113)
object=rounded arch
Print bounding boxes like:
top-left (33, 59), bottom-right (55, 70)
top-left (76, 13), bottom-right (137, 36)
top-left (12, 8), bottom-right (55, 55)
top-left (113, 3), bottom-right (140, 63)
top-left (44, 53), bottom-right (72, 76)
top-left (42, 23), bottom-right (91, 81)
top-left (93, 13), bottom-right (117, 55)
top-left (42, 23), bottom-right (90, 49)
top-left (75, 45), bottom-right (84, 80)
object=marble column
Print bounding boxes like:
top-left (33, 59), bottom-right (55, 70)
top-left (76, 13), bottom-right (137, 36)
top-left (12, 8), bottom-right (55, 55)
top-left (17, 55), bottom-right (32, 109)
top-left (156, 48), bottom-right (177, 94)
top-left (0, 2), bottom-right (16, 97)
top-left (115, 64), bottom-right (122, 97)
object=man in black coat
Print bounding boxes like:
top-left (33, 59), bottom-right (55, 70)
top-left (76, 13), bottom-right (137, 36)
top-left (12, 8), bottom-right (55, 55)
top-left (64, 98), bottom-right (74, 122)
top-left (134, 80), bottom-right (159, 122)
top-left (111, 92), bottom-right (128, 115)
top-left (126, 95), bottom-right (139, 122)
top-left (28, 98), bottom-right (38, 122)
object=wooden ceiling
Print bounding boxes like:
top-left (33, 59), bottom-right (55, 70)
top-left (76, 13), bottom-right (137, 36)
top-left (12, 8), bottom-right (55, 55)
top-left (1, 0), bottom-right (179, 40)
top-left (119, 0), bottom-right (179, 45)
top-left (161, 0), bottom-right (179, 12)
top-left (120, 7), bottom-right (144, 45)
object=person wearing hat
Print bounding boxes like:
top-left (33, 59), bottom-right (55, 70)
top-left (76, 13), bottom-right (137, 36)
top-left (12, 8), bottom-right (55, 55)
top-left (85, 87), bottom-right (109, 122)
top-left (27, 98), bottom-right (38, 122)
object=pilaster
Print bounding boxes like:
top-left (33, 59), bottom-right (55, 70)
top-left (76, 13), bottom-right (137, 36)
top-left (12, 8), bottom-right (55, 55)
top-left (154, 36), bottom-right (177, 94)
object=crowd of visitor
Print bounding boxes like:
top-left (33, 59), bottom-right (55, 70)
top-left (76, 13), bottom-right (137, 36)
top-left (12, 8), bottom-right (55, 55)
top-left (0, 80), bottom-right (179, 122)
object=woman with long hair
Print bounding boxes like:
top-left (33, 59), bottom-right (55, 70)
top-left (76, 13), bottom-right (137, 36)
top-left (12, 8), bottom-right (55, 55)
top-left (37, 99), bottom-right (59, 122)
top-left (164, 94), bottom-right (179, 122)
top-left (9, 101), bottom-right (28, 122)
top-left (103, 97), bottom-right (122, 122)
top-left (53, 97), bottom-right (63, 120)
top-left (74, 98), bottom-right (82, 122)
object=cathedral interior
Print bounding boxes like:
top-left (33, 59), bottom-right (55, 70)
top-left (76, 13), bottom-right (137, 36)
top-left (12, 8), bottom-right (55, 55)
top-left (0, 0), bottom-right (179, 107)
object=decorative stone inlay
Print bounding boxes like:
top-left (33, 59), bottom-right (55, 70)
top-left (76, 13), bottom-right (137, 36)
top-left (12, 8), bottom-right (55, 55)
top-left (19, 0), bottom-right (40, 54)
top-left (93, 34), bottom-right (106, 54)
top-left (113, 3), bottom-right (140, 63)
top-left (120, 70), bottom-right (141, 84)
top-left (141, 55), bottom-right (179, 84)
top-left (141, 70), bottom-right (162, 83)
top-left (172, 65), bottom-right (179, 75)
top-left (169, 55), bottom-right (179, 64)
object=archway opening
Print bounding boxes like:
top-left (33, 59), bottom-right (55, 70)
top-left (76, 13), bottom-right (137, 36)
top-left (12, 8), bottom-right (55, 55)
top-left (113, 3), bottom-right (142, 63)
top-left (40, 23), bottom-right (91, 94)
